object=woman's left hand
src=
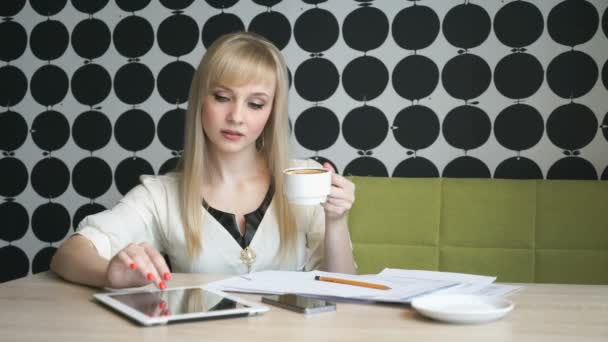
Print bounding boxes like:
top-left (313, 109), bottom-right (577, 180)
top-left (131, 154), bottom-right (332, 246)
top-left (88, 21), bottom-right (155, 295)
top-left (321, 162), bottom-right (355, 221)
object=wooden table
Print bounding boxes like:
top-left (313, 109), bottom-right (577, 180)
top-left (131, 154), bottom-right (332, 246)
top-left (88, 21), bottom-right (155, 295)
top-left (1, 272), bottom-right (607, 341)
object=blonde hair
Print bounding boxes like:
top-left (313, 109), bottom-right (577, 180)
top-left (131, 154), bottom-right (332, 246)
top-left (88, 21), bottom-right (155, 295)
top-left (177, 32), bottom-right (295, 259)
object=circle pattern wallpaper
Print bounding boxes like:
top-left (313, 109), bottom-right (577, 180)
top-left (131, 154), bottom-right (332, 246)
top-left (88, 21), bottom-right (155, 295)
top-left (1, 0), bottom-right (607, 282)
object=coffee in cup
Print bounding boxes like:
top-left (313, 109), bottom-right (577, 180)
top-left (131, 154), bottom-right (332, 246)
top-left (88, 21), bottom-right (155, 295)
top-left (283, 167), bottom-right (331, 205)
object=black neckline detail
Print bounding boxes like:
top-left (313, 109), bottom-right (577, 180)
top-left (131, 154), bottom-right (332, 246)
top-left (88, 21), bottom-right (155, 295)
top-left (202, 183), bottom-right (274, 249)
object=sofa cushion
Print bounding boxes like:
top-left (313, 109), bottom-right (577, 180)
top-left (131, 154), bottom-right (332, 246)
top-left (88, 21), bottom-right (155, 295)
top-left (347, 177), bottom-right (608, 284)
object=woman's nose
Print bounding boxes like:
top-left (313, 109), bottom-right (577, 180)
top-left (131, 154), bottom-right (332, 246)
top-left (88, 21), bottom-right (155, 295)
top-left (227, 102), bottom-right (244, 123)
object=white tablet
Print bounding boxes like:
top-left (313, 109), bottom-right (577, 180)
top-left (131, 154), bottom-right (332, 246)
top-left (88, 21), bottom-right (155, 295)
top-left (94, 285), bottom-right (269, 326)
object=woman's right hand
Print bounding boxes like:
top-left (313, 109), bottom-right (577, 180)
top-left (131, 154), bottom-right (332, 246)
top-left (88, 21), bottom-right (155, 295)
top-left (105, 242), bottom-right (172, 290)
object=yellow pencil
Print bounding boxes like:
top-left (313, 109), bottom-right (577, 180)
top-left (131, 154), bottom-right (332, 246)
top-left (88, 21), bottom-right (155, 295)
top-left (314, 275), bottom-right (391, 290)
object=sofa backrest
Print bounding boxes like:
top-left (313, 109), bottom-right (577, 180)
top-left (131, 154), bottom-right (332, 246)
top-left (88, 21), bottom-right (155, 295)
top-left (348, 177), bottom-right (608, 284)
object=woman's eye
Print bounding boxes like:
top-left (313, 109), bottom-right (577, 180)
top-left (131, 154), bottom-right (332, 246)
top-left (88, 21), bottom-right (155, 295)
top-left (249, 102), bottom-right (264, 110)
top-left (213, 94), bottom-right (229, 102)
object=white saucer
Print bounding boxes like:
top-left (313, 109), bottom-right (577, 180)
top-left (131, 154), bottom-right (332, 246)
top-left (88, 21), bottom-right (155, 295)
top-left (411, 294), bottom-right (514, 324)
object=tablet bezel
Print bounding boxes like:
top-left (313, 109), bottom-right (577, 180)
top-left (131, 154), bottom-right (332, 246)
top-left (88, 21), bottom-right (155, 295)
top-left (94, 285), bottom-right (269, 326)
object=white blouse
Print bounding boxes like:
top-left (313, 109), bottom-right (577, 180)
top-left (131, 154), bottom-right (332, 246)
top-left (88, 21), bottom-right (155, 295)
top-left (75, 160), bottom-right (327, 274)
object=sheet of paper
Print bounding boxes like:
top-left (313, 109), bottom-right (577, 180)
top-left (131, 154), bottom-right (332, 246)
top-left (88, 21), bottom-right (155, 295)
top-left (207, 270), bottom-right (459, 304)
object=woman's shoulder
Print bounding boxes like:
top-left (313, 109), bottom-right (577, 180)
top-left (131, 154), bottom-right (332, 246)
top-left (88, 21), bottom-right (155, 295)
top-left (288, 158), bottom-right (323, 169)
top-left (128, 172), bottom-right (181, 201)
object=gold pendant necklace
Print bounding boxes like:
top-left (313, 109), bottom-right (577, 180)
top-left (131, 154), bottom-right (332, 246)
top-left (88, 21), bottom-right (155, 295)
top-left (240, 246), bottom-right (256, 273)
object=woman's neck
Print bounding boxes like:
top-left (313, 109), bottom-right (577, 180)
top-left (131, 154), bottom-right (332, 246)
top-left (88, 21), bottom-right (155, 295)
top-left (205, 148), bottom-right (268, 184)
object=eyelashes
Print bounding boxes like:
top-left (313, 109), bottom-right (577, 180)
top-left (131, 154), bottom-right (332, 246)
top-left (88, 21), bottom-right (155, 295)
top-left (212, 93), bottom-right (266, 110)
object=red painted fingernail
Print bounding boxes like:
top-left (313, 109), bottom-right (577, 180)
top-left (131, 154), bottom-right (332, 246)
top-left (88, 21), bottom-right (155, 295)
top-left (146, 273), bottom-right (154, 281)
top-left (164, 310), bottom-right (171, 316)
top-left (163, 272), bottom-right (171, 281)
top-left (159, 282), bottom-right (166, 290)
top-left (159, 301), bottom-right (166, 309)
top-left (129, 263), bottom-right (136, 270)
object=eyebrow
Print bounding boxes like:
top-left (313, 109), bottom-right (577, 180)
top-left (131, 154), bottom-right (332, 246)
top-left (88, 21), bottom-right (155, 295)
top-left (214, 86), bottom-right (271, 98)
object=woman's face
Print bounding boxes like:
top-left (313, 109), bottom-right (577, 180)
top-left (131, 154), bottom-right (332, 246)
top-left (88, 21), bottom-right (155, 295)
top-left (201, 80), bottom-right (275, 155)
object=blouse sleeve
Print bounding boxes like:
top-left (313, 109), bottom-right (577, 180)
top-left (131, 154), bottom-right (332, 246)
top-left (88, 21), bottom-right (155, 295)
top-left (303, 205), bottom-right (325, 271)
top-left (74, 176), bottom-right (167, 260)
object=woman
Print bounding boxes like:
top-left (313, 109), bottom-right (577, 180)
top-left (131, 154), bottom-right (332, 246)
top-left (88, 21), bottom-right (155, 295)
top-left (50, 32), bottom-right (356, 290)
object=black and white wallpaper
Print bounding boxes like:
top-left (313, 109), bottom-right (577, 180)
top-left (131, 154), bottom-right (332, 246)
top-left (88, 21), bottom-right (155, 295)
top-left (1, 0), bottom-right (607, 282)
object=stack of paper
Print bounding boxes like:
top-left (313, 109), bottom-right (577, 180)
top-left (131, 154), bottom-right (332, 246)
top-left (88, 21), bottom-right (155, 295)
top-left (207, 269), bottom-right (521, 304)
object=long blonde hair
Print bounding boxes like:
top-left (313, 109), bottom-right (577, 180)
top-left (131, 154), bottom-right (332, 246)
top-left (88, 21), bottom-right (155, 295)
top-left (177, 32), bottom-right (295, 259)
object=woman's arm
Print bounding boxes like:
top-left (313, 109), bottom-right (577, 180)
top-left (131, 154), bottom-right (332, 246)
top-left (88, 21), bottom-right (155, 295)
top-left (50, 235), bottom-right (110, 287)
top-left (320, 163), bottom-right (357, 274)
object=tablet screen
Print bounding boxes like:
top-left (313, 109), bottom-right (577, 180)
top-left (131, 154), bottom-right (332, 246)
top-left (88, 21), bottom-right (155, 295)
top-left (109, 288), bottom-right (246, 317)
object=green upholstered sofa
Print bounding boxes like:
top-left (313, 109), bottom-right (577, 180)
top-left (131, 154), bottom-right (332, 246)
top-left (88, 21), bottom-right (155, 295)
top-left (347, 177), bottom-right (608, 284)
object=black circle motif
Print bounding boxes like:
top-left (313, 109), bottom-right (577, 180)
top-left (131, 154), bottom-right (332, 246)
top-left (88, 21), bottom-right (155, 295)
top-left (72, 110), bottom-right (112, 152)
top-left (294, 58), bottom-right (339, 102)
top-left (30, 20), bottom-right (69, 61)
top-left (546, 103), bottom-right (598, 151)
top-left (252, 0), bottom-right (281, 6)
top-left (547, 157), bottom-right (597, 180)
top-left (114, 63), bottom-right (155, 105)
top-left (116, 0), bottom-right (151, 12)
top-left (0, 111), bottom-right (28, 152)
top-left (393, 54), bottom-right (439, 101)
top-left (393, 105), bottom-right (440, 151)
top-left (158, 108), bottom-right (185, 151)
top-left (494, 53), bottom-right (544, 99)
top-left (159, 0), bottom-right (194, 10)
top-left (603, 60), bottom-right (607, 90)
top-left (72, 18), bottom-right (111, 60)
top-left (548, 0), bottom-right (599, 47)
top-left (73, 203), bottom-right (105, 230)
top-left (342, 105), bottom-right (388, 151)
top-left (70, 0), bottom-right (109, 14)
top-left (71, 64), bottom-right (111, 106)
top-left (294, 7), bottom-right (339, 53)
top-left (547, 50), bottom-right (598, 99)
top-left (494, 104), bottom-right (544, 151)
top-left (158, 14), bottom-right (199, 57)
top-left (442, 156), bottom-right (491, 178)
top-left (115, 109), bottom-right (156, 152)
top-left (72, 156), bottom-right (112, 199)
top-left (113, 16), bottom-right (155, 59)
top-left (157, 61), bottom-right (194, 105)
top-left (442, 54), bottom-right (491, 101)
top-left (30, 0), bottom-right (67, 16)
top-left (0, 0), bottom-right (26, 17)
top-left (31, 110), bottom-right (70, 151)
top-left (442, 105), bottom-right (492, 151)
top-left (603, 112), bottom-right (608, 142)
top-left (0, 21), bottom-right (27, 62)
top-left (494, 1), bottom-right (544, 48)
top-left (0, 201), bottom-right (29, 241)
top-left (0, 157), bottom-right (28, 198)
top-left (32, 247), bottom-right (57, 274)
top-left (32, 203), bottom-right (70, 243)
top-left (342, 56), bottom-right (388, 102)
top-left (392, 157), bottom-right (439, 178)
top-left (205, 0), bottom-right (238, 9)
top-left (0, 66), bottom-right (27, 107)
top-left (392, 4), bottom-right (440, 51)
top-left (0, 245), bottom-right (29, 283)
top-left (201, 13), bottom-right (245, 48)
top-left (443, 3), bottom-right (491, 50)
top-left (294, 106), bottom-right (340, 151)
top-left (248, 11), bottom-right (291, 50)
top-left (31, 157), bottom-right (70, 198)
top-left (494, 157), bottom-right (543, 180)
top-left (343, 6), bottom-right (389, 52)
top-left (159, 157), bottom-right (180, 175)
top-left (31, 64), bottom-right (69, 107)
top-left (114, 157), bottom-right (154, 195)
top-left (343, 157), bottom-right (388, 177)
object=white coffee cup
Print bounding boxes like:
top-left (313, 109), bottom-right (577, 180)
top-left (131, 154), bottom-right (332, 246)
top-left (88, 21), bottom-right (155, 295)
top-left (283, 167), bottom-right (331, 205)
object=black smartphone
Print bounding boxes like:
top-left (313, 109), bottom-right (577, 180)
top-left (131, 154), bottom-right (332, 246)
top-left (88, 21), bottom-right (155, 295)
top-left (261, 294), bottom-right (336, 315)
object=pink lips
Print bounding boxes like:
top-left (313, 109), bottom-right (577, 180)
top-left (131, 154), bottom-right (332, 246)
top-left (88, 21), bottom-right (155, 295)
top-left (221, 129), bottom-right (244, 141)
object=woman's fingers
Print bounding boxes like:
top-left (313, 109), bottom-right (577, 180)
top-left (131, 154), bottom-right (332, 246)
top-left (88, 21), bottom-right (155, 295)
top-left (125, 245), bottom-right (164, 289)
top-left (141, 243), bottom-right (172, 285)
